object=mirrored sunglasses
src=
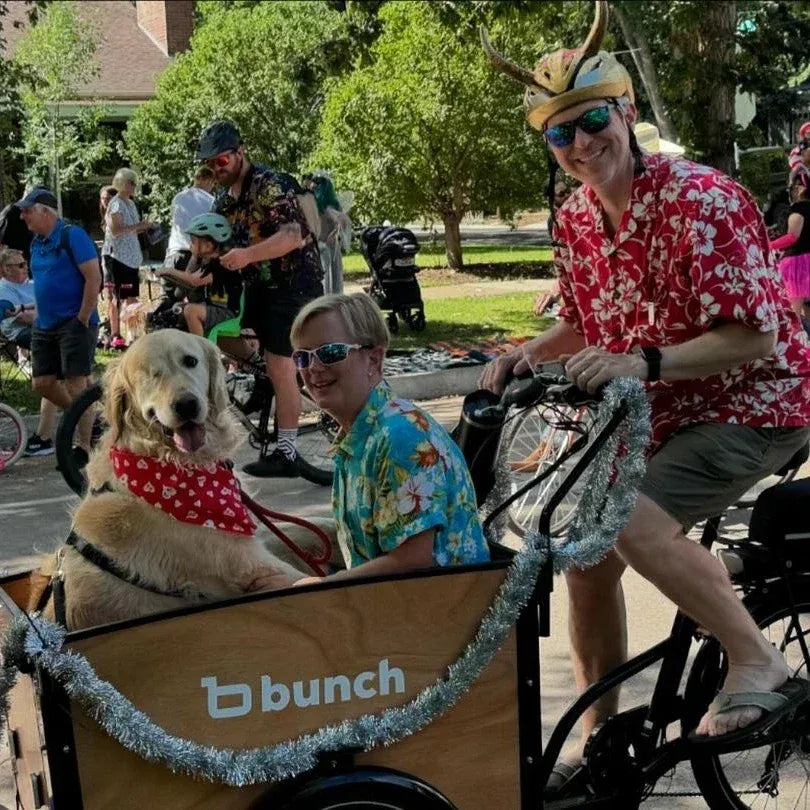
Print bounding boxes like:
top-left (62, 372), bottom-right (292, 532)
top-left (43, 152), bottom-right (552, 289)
top-left (204, 150), bottom-right (235, 169)
top-left (544, 105), bottom-right (612, 148)
top-left (292, 342), bottom-right (371, 370)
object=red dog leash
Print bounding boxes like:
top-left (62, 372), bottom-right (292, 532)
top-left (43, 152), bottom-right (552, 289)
top-left (239, 491), bottom-right (334, 578)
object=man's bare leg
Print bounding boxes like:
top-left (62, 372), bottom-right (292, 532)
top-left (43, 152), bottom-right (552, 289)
top-left (562, 550), bottom-right (627, 765)
top-left (65, 375), bottom-right (92, 450)
top-left (266, 351), bottom-right (300, 430)
top-left (616, 495), bottom-right (788, 736)
top-left (36, 397), bottom-right (59, 441)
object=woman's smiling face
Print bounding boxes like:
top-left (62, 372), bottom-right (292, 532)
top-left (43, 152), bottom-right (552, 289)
top-left (293, 310), bottom-right (383, 431)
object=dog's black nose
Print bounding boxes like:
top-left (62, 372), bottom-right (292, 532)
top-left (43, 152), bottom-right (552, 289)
top-left (174, 394), bottom-right (200, 422)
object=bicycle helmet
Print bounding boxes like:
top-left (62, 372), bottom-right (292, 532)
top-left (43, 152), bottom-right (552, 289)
top-left (799, 122), bottom-right (810, 141)
top-left (196, 120), bottom-right (241, 161)
top-left (186, 212), bottom-right (232, 244)
top-left (480, 1), bottom-right (634, 131)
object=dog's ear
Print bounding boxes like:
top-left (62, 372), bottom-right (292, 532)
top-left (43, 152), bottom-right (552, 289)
top-left (202, 338), bottom-right (229, 417)
top-left (103, 356), bottom-right (130, 444)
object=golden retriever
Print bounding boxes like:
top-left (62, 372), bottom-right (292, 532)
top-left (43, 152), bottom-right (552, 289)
top-left (33, 329), bottom-right (339, 630)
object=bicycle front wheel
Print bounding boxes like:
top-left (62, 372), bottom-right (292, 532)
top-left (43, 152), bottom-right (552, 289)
top-left (56, 383), bottom-right (104, 495)
top-left (0, 402), bottom-right (27, 469)
top-left (499, 404), bottom-right (594, 539)
top-left (685, 582), bottom-right (810, 809)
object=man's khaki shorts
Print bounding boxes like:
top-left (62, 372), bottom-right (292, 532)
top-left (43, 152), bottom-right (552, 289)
top-left (639, 422), bottom-right (810, 530)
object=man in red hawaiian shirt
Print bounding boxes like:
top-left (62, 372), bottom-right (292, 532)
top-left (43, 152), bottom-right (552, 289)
top-left (481, 0), bottom-right (810, 780)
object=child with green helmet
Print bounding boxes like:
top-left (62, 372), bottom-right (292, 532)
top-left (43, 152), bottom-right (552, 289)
top-left (156, 212), bottom-right (243, 340)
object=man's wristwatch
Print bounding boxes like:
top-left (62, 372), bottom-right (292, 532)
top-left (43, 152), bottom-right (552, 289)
top-left (640, 346), bottom-right (662, 382)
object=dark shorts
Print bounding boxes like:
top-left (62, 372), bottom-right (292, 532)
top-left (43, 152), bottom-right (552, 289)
top-left (105, 256), bottom-right (140, 301)
top-left (241, 287), bottom-right (316, 357)
top-left (31, 318), bottom-right (98, 380)
top-left (639, 422), bottom-right (810, 530)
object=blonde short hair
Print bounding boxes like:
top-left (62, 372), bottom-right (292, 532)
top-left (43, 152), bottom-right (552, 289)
top-left (112, 167), bottom-right (138, 192)
top-left (0, 247), bottom-right (24, 272)
top-left (291, 293), bottom-right (390, 351)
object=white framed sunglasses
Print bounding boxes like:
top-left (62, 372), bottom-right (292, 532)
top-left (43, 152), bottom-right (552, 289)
top-left (292, 342), bottom-right (371, 370)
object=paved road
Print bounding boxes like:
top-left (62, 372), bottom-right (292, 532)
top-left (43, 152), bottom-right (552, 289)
top-left (0, 395), bottom-right (769, 808)
top-left (411, 224), bottom-right (552, 247)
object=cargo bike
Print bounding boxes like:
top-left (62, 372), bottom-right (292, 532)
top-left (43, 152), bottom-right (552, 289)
top-left (2, 374), bottom-right (810, 809)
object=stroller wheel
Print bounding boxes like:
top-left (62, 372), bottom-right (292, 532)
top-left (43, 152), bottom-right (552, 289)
top-left (387, 312), bottom-right (399, 334)
top-left (407, 310), bottom-right (426, 332)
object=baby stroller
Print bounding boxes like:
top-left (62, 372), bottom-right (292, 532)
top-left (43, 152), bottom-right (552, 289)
top-left (361, 225), bottom-right (426, 333)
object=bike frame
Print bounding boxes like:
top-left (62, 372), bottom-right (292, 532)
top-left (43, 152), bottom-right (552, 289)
top-left (527, 406), bottom-right (810, 805)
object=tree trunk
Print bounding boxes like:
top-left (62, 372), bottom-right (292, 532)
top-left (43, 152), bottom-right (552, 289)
top-left (699, 1), bottom-right (736, 176)
top-left (612, 3), bottom-right (677, 142)
top-left (442, 211), bottom-right (463, 270)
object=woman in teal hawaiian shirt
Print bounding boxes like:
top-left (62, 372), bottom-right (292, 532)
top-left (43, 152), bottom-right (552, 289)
top-left (275, 292), bottom-right (489, 587)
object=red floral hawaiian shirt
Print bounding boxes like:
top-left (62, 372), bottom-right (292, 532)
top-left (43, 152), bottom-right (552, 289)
top-left (553, 152), bottom-right (810, 447)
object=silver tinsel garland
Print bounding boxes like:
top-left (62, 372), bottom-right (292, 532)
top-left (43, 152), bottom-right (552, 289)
top-left (0, 378), bottom-right (649, 787)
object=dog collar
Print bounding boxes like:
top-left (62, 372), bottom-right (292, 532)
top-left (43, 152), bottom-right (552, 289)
top-left (109, 447), bottom-right (257, 536)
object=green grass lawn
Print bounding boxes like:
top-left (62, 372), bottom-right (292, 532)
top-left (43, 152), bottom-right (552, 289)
top-left (389, 292), bottom-right (550, 351)
top-left (343, 244), bottom-right (554, 284)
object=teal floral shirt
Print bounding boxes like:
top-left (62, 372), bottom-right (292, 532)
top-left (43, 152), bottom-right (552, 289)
top-left (332, 383), bottom-right (489, 569)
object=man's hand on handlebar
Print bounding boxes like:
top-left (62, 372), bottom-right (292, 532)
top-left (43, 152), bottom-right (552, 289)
top-left (478, 349), bottom-right (523, 394)
top-left (564, 346), bottom-right (646, 393)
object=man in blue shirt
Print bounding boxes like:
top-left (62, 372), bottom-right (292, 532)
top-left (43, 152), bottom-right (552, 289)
top-left (18, 187), bottom-right (101, 463)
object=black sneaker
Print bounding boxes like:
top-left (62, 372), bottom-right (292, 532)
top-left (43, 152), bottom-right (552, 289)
top-left (242, 448), bottom-right (299, 478)
top-left (24, 434), bottom-right (55, 457)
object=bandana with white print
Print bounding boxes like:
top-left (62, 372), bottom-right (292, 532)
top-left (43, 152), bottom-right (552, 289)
top-left (109, 446), bottom-right (257, 536)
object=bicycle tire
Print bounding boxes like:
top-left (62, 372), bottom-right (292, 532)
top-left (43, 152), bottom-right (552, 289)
top-left (56, 383), bottom-right (104, 495)
top-left (0, 402), bottom-right (27, 469)
top-left (684, 581), bottom-right (810, 809)
top-left (498, 404), bottom-right (593, 539)
top-left (265, 768), bottom-right (456, 810)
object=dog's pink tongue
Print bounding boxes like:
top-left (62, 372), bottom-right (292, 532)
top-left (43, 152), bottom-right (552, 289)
top-left (174, 423), bottom-right (205, 453)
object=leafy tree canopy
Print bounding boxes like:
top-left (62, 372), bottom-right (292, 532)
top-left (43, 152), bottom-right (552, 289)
top-left (12, 1), bottom-right (112, 206)
top-left (312, 1), bottom-right (587, 266)
top-left (124, 0), bottom-right (350, 218)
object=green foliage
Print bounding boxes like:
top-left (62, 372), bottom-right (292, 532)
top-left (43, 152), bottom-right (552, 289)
top-left (0, 0), bottom-right (46, 205)
top-left (738, 147), bottom-right (788, 204)
top-left (124, 1), bottom-right (350, 219)
top-left (312, 2), bottom-right (559, 242)
top-left (612, 1), bottom-right (810, 168)
top-left (12, 1), bottom-right (111, 200)
top-left (13, 1), bottom-right (97, 100)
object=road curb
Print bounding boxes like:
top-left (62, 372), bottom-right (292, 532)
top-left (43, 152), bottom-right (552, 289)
top-left (387, 364), bottom-right (481, 400)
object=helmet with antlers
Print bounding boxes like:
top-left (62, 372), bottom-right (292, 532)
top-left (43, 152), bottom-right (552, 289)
top-left (481, 1), bottom-right (634, 131)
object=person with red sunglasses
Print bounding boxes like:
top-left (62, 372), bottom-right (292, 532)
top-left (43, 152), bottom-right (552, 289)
top-left (479, 0), bottom-right (810, 789)
top-left (196, 120), bottom-right (324, 478)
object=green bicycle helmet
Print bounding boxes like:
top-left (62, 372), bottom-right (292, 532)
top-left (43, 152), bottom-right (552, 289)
top-left (186, 212), bottom-right (232, 244)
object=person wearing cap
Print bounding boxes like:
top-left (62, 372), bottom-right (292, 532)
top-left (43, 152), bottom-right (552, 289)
top-left (479, 0), bottom-right (810, 775)
top-left (17, 186), bottom-right (101, 466)
top-left (196, 120), bottom-right (323, 478)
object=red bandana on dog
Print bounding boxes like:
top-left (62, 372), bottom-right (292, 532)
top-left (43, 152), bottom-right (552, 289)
top-left (109, 447), bottom-right (257, 536)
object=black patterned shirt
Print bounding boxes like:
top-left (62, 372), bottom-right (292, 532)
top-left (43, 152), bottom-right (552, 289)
top-left (214, 164), bottom-right (323, 298)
